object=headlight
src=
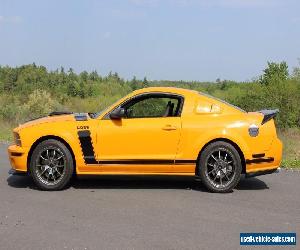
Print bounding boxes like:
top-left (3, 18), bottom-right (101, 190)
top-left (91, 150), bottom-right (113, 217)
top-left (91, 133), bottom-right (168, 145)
top-left (13, 132), bottom-right (22, 146)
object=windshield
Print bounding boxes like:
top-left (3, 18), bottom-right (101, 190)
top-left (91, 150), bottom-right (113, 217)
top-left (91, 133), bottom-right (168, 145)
top-left (92, 110), bottom-right (105, 118)
top-left (198, 92), bottom-right (246, 113)
top-left (93, 97), bottom-right (123, 118)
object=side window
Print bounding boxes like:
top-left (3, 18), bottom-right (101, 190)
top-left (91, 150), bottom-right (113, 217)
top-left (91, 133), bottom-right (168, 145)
top-left (123, 95), bottom-right (181, 119)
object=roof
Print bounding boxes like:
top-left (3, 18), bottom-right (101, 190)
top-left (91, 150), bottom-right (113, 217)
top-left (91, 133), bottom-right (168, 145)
top-left (132, 87), bottom-right (198, 96)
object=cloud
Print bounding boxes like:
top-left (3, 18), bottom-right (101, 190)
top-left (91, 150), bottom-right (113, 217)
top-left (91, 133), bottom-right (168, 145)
top-left (0, 15), bottom-right (22, 24)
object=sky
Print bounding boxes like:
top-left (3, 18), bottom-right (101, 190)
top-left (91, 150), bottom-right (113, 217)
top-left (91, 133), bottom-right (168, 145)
top-left (0, 0), bottom-right (299, 81)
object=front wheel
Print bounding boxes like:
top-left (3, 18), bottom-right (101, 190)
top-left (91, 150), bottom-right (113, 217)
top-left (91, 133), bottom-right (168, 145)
top-left (198, 141), bottom-right (242, 193)
top-left (30, 139), bottom-right (74, 191)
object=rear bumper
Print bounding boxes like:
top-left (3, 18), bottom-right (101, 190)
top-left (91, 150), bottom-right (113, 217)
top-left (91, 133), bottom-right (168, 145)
top-left (246, 137), bottom-right (282, 174)
top-left (245, 168), bottom-right (279, 178)
top-left (7, 144), bottom-right (28, 172)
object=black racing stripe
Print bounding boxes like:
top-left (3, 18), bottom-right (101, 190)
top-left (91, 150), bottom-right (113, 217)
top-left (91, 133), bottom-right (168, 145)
top-left (78, 130), bottom-right (97, 164)
top-left (246, 157), bottom-right (274, 164)
top-left (252, 153), bottom-right (266, 158)
top-left (78, 158), bottom-right (196, 165)
top-left (93, 159), bottom-right (196, 165)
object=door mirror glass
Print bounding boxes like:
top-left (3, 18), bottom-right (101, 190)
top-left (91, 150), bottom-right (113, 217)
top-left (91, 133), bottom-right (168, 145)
top-left (110, 108), bottom-right (125, 119)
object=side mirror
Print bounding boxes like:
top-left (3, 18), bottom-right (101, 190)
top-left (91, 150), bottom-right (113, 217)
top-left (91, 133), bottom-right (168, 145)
top-left (109, 108), bottom-right (126, 119)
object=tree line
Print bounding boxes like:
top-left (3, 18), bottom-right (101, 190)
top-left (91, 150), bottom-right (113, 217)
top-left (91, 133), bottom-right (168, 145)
top-left (0, 61), bottom-right (299, 128)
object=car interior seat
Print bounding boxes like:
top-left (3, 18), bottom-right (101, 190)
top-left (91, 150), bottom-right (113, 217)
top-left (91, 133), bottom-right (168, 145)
top-left (163, 101), bottom-right (174, 117)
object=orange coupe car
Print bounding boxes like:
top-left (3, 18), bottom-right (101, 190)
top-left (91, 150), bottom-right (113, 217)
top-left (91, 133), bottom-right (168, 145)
top-left (8, 87), bottom-right (282, 192)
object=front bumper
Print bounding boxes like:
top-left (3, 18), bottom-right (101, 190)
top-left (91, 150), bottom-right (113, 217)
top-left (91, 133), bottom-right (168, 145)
top-left (7, 144), bottom-right (28, 173)
top-left (8, 168), bottom-right (27, 176)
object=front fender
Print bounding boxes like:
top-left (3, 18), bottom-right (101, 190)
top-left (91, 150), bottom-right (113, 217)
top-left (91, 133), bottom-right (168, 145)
top-left (17, 121), bottom-right (86, 171)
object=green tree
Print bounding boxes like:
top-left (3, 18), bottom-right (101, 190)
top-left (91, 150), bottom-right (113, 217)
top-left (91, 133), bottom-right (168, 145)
top-left (80, 71), bottom-right (89, 82)
top-left (259, 61), bottom-right (288, 85)
top-left (143, 77), bottom-right (149, 87)
top-left (89, 70), bottom-right (100, 81)
top-left (292, 59), bottom-right (300, 80)
top-left (78, 81), bottom-right (86, 98)
top-left (67, 82), bottom-right (77, 97)
top-left (21, 89), bottom-right (60, 120)
top-left (131, 76), bottom-right (139, 90)
top-left (3, 68), bottom-right (18, 92)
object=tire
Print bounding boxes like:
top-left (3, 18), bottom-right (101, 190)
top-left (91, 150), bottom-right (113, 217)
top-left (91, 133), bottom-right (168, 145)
top-left (29, 139), bottom-right (74, 191)
top-left (198, 141), bottom-right (242, 193)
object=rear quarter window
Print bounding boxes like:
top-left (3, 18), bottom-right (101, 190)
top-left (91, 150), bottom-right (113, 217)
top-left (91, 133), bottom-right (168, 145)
top-left (198, 92), bottom-right (246, 113)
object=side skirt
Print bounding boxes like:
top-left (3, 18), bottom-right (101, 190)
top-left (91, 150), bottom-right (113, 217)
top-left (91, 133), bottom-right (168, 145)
top-left (76, 172), bottom-right (195, 176)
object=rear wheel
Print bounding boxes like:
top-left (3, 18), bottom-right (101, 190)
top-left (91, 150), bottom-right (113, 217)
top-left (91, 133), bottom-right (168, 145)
top-left (30, 139), bottom-right (74, 190)
top-left (198, 141), bottom-right (242, 193)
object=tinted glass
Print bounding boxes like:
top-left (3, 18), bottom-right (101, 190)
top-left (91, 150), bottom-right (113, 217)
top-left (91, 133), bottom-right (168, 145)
top-left (125, 97), bottom-right (180, 118)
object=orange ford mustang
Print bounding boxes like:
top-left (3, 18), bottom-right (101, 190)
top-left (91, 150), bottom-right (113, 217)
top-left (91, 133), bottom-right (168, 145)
top-left (8, 87), bottom-right (282, 192)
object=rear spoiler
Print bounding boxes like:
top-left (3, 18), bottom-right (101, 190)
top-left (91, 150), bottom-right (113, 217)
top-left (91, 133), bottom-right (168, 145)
top-left (258, 109), bottom-right (279, 125)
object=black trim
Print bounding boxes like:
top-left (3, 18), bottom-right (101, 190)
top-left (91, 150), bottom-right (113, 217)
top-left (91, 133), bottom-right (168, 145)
top-left (246, 157), bottom-right (274, 164)
top-left (79, 159), bottom-right (196, 165)
top-left (8, 168), bottom-right (27, 176)
top-left (95, 159), bottom-right (196, 165)
top-left (78, 130), bottom-right (97, 164)
top-left (49, 111), bottom-right (73, 116)
top-left (252, 153), bottom-right (265, 158)
top-left (245, 168), bottom-right (279, 178)
top-left (259, 109), bottom-right (279, 125)
top-left (10, 152), bottom-right (23, 157)
top-left (98, 159), bottom-right (174, 165)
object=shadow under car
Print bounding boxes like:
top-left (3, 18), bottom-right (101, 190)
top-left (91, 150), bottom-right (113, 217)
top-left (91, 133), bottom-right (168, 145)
top-left (7, 174), bottom-right (269, 191)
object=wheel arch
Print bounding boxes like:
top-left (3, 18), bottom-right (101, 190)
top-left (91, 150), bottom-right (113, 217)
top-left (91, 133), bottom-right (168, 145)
top-left (195, 138), bottom-right (246, 175)
top-left (27, 135), bottom-right (76, 174)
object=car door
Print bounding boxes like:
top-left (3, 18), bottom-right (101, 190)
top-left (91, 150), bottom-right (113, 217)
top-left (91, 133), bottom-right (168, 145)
top-left (96, 93), bottom-right (183, 172)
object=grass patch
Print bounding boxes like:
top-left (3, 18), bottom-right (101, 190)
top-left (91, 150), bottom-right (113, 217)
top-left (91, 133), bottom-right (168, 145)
top-left (0, 121), bottom-right (13, 143)
top-left (278, 128), bottom-right (300, 168)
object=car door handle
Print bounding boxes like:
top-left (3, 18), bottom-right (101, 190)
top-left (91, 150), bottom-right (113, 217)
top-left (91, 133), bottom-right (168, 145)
top-left (162, 125), bottom-right (177, 131)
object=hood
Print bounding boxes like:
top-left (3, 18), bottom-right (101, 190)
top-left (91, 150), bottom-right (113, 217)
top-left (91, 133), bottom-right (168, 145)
top-left (16, 112), bottom-right (89, 130)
